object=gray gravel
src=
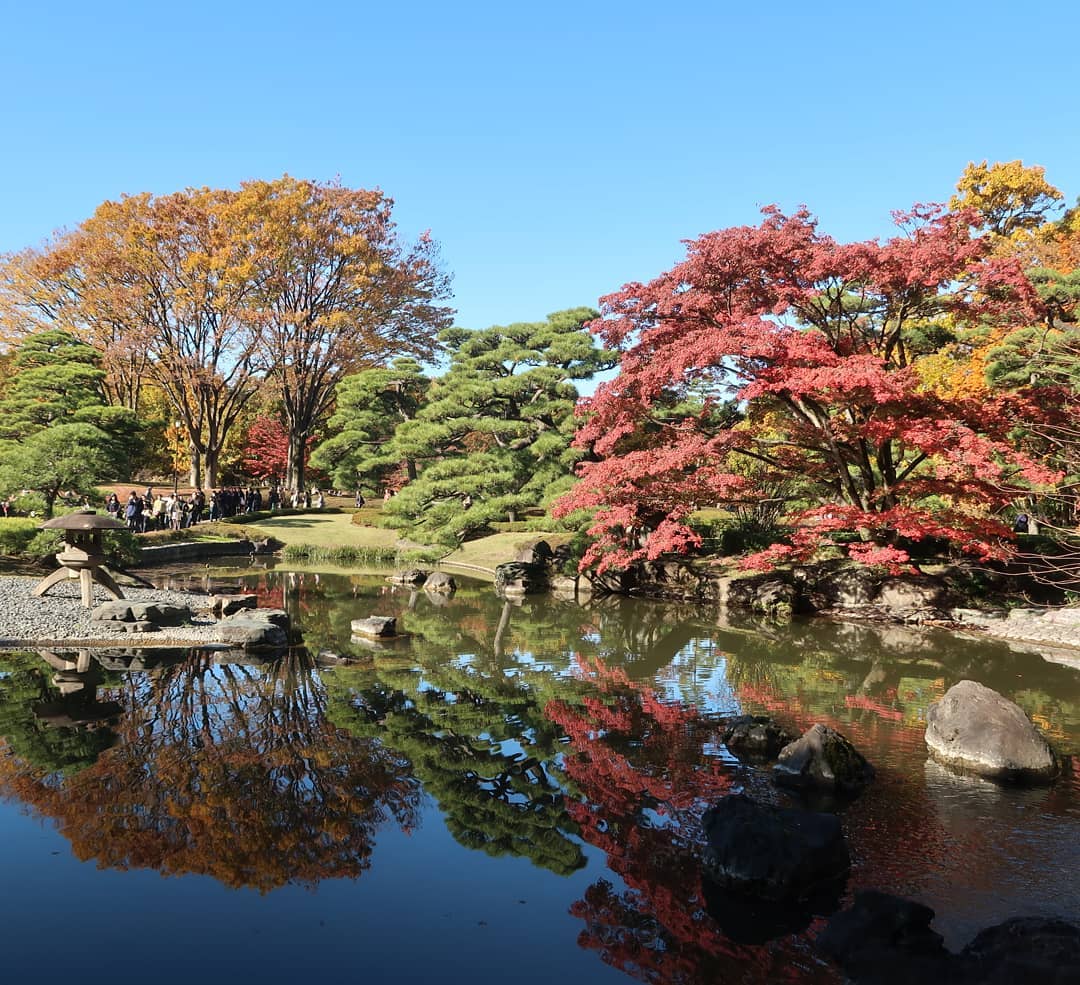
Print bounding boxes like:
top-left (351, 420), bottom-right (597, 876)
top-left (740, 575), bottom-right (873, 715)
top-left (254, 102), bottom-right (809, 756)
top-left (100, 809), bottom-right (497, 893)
top-left (0, 575), bottom-right (223, 647)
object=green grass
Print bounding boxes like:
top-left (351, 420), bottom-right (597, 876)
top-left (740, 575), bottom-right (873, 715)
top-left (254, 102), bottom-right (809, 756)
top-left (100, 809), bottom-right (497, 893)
top-left (441, 531), bottom-right (575, 572)
top-left (246, 512), bottom-right (402, 550)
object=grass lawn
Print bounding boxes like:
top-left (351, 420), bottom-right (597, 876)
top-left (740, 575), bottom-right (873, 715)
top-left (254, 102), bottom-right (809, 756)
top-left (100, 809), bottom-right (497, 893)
top-left (442, 531), bottom-right (574, 573)
top-left (240, 512), bottom-right (573, 574)
top-left (244, 512), bottom-right (401, 550)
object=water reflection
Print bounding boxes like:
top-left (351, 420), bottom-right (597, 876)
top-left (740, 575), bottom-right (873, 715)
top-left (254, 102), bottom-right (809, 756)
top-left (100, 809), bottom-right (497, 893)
top-left (0, 647), bottom-right (420, 892)
top-left (0, 570), bottom-right (1077, 983)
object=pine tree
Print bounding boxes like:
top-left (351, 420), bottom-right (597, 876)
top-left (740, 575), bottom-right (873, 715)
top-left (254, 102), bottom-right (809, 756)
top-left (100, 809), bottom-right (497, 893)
top-left (381, 308), bottom-right (615, 545)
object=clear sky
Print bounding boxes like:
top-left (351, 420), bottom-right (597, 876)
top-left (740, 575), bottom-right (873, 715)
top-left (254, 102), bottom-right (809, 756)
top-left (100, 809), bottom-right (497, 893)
top-left (2, 0), bottom-right (1079, 331)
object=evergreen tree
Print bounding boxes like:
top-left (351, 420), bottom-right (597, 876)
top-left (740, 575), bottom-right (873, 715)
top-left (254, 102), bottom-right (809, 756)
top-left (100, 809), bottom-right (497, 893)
top-left (0, 330), bottom-right (138, 515)
top-left (383, 308), bottom-right (615, 544)
top-left (309, 358), bottom-right (430, 494)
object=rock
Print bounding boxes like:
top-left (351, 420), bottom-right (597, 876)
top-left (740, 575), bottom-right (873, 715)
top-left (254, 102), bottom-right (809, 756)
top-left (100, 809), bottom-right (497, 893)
top-left (389, 568), bottom-right (430, 586)
top-left (123, 620), bottom-right (160, 634)
top-left (516, 539), bottom-right (553, 564)
top-left (242, 608), bottom-right (290, 629)
top-left (90, 601), bottom-right (135, 622)
top-left (774, 724), bottom-right (875, 794)
top-left (495, 561), bottom-right (548, 596)
top-left (817, 891), bottom-right (958, 985)
top-left (725, 574), bottom-right (797, 618)
top-left (701, 793), bottom-right (850, 902)
top-left (212, 594), bottom-right (257, 617)
top-left (217, 619), bottom-right (288, 649)
top-left (131, 602), bottom-right (190, 625)
top-left (351, 616), bottom-right (397, 638)
top-left (925, 680), bottom-right (1058, 783)
top-left (722, 715), bottom-right (797, 759)
top-left (423, 571), bottom-right (457, 594)
top-left (961, 917), bottom-right (1080, 985)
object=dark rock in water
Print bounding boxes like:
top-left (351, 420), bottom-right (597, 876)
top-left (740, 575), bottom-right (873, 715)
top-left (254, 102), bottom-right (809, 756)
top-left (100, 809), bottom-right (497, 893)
top-left (423, 571), bottom-right (457, 594)
top-left (351, 616), bottom-right (397, 638)
top-left (818, 893), bottom-right (1080, 985)
top-left (702, 877), bottom-right (823, 944)
top-left (495, 561), bottom-right (548, 596)
top-left (925, 680), bottom-right (1058, 783)
top-left (722, 715), bottom-right (797, 759)
top-left (961, 917), bottom-right (1080, 985)
top-left (817, 891), bottom-right (959, 985)
top-left (774, 723), bottom-right (875, 794)
top-left (212, 594), bottom-right (257, 617)
top-left (702, 793), bottom-right (849, 902)
top-left (390, 568), bottom-right (430, 586)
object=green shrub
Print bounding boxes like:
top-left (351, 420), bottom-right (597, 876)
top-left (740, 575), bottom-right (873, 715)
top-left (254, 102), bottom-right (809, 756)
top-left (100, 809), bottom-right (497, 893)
top-left (220, 507), bottom-right (345, 524)
top-left (0, 518), bottom-right (41, 556)
top-left (687, 513), bottom-right (787, 557)
top-left (25, 530), bottom-right (63, 558)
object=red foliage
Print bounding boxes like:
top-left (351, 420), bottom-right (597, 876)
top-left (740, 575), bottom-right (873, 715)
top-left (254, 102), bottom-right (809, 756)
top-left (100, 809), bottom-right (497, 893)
top-left (241, 416), bottom-right (323, 484)
top-left (554, 204), bottom-right (1063, 573)
top-left (545, 657), bottom-right (837, 982)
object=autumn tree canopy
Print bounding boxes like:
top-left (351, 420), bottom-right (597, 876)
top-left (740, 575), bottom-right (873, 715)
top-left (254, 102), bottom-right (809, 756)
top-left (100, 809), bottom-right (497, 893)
top-left (0, 176), bottom-right (452, 490)
top-left (554, 204), bottom-right (1063, 573)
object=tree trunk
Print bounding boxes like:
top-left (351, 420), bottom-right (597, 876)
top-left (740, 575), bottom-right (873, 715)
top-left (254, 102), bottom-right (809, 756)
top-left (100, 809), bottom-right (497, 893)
top-left (286, 432), bottom-right (306, 496)
top-left (188, 445), bottom-right (203, 490)
top-left (204, 447), bottom-right (219, 490)
top-left (406, 458), bottom-right (417, 481)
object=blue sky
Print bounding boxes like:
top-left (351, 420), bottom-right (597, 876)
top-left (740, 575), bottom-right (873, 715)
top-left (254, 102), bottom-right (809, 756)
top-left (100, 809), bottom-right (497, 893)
top-left (2, 0), bottom-right (1078, 331)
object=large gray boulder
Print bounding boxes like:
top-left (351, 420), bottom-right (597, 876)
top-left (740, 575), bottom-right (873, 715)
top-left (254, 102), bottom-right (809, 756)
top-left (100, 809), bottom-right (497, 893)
top-left (91, 600), bottom-right (191, 626)
top-left (925, 680), bottom-right (1058, 783)
top-left (351, 616), bottom-right (397, 638)
top-left (423, 571), bottom-right (457, 594)
top-left (774, 724), bottom-right (875, 794)
top-left (389, 568), bottom-right (430, 586)
top-left (702, 793), bottom-right (849, 902)
top-left (91, 601), bottom-right (135, 622)
top-left (217, 619), bottom-right (288, 649)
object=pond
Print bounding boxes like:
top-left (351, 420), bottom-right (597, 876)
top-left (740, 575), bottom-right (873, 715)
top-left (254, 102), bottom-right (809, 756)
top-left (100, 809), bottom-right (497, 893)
top-left (0, 567), bottom-right (1077, 984)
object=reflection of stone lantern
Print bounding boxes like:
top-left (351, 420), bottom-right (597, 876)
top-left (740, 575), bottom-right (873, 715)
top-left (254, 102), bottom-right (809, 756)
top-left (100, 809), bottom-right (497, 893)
top-left (31, 510), bottom-right (127, 608)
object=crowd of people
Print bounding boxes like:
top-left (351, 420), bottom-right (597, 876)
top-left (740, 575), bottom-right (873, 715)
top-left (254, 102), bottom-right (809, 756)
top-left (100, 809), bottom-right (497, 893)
top-left (103, 485), bottom-right (330, 533)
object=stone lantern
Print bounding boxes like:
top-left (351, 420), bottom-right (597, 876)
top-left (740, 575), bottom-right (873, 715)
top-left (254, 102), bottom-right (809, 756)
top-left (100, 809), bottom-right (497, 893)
top-left (31, 510), bottom-right (127, 608)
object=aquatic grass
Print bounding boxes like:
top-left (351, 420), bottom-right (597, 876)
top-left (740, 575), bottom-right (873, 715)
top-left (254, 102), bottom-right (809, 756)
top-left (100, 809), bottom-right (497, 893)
top-left (281, 543), bottom-right (400, 564)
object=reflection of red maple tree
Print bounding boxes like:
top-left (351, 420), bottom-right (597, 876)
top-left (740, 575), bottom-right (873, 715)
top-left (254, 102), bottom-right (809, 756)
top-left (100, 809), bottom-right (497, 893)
top-left (545, 657), bottom-right (832, 984)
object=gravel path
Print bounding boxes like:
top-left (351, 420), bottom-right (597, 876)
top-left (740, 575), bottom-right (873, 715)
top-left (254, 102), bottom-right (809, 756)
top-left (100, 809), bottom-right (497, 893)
top-left (0, 575), bottom-right (224, 647)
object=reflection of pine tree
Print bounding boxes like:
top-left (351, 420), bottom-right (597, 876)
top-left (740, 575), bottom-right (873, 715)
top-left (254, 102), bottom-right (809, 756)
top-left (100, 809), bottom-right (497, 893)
top-left (0, 651), bottom-right (420, 892)
top-left (326, 657), bottom-right (587, 876)
top-left (0, 651), bottom-right (118, 775)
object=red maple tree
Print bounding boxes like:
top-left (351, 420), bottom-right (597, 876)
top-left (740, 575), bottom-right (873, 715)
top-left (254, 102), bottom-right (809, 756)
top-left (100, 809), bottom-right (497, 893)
top-left (242, 415), bottom-right (324, 486)
top-left (554, 205), bottom-right (1065, 573)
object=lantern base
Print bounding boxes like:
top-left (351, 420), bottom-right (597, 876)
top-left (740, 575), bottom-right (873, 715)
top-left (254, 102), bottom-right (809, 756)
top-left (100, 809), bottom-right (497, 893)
top-left (31, 564), bottom-right (125, 609)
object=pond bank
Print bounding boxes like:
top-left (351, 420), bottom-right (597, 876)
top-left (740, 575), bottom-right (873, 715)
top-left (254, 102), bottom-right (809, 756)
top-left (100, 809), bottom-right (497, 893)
top-left (0, 575), bottom-right (223, 647)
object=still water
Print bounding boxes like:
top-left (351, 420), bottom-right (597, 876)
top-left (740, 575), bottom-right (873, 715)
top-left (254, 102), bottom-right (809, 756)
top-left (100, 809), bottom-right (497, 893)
top-left (1, 567), bottom-right (1078, 984)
